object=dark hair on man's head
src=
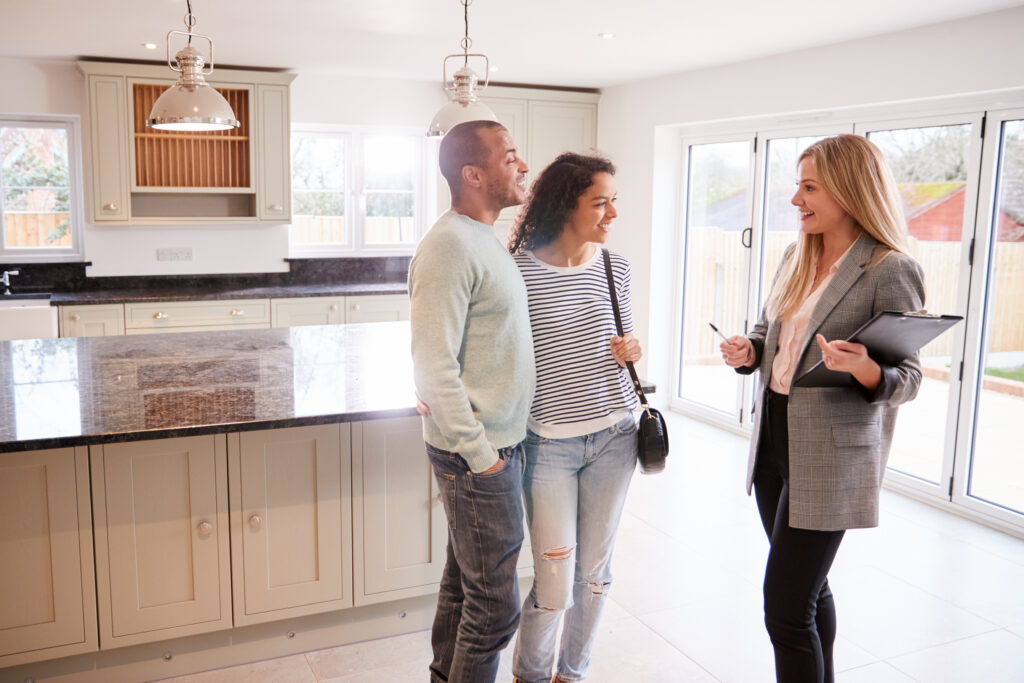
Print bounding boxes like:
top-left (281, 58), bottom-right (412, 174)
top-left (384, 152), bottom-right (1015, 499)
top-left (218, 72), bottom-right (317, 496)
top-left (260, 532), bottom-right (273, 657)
top-left (508, 152), bottom-right (615, 254)
top-left (438, 120), bottom-right (507, 198)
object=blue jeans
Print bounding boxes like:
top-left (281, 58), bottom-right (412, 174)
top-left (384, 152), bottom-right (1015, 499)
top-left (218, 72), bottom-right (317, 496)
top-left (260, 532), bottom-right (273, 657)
top-left (426, 441), bottom-right (526, 683)
top-left (512, 415), bottom-right (638, 683)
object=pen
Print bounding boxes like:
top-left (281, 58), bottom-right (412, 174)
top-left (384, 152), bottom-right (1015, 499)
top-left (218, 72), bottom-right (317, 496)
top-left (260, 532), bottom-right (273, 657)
top-left (709, 322), bottom-right (729, 343)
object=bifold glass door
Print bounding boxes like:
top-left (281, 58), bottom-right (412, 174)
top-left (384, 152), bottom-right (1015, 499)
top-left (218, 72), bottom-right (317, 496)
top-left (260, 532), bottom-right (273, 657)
top-left (957, 111), bottom-right (1024, 523)
top-left (675, 137), bottom-right (753, 422)
top-left (858, 116), bottom-right (982, 499)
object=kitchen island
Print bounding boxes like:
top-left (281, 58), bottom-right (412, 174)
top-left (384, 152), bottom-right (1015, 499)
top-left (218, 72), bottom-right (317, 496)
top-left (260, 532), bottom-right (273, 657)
top-left (0, 322), bottom-right (475, 682)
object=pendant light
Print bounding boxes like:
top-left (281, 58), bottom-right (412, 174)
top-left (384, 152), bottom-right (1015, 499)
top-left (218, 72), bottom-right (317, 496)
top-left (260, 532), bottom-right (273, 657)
top-left (427, 0), bottom-right (498, 137)
top-left (147, 0), bottom-right (239, 132)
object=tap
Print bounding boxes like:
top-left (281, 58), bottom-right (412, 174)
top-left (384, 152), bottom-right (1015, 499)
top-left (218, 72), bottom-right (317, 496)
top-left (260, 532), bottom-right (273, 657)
top-left (1, 269), bottom-right (19, 294)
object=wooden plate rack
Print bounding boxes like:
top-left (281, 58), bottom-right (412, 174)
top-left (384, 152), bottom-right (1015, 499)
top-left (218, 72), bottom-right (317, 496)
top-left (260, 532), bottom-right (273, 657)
top-left (132, 83), bottom-right (251, 189)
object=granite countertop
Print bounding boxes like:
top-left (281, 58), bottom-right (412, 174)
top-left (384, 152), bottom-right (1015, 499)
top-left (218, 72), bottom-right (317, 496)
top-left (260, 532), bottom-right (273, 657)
top-left (49, 281), bottom-right (409, 305)
top-left (0, 322), bottom-right (418, 453)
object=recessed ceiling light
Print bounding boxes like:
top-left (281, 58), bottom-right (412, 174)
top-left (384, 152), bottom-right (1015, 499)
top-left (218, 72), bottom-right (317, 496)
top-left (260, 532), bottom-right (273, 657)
top-left (598, 32), bottom-right (615, 39)
top-left (142, 42), bottom-right (158, 50)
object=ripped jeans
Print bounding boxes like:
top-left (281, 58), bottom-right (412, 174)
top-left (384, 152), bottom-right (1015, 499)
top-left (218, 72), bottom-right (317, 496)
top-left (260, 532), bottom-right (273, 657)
top-left (512, 414), bottom-right (637, 683)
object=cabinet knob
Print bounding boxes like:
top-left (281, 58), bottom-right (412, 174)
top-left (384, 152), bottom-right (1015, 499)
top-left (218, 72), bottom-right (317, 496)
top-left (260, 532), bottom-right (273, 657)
top-left (230, 309), bottom-right (245, 316)
top-left (328, 304), bottom-right (339, 312)
top-left (197, 520), bottom-right (213, 536)
top-left (248, 513), bottom-right (263, 530)
top-left (70, 314), bottom-right (81, 322)
top-left (153, 311), bottom-right (168, 320)
top-left (267, 204), bottom-right (283, 212)
top-left (352, 303), bottom-right (361, 311)
top-left (102, 202), bottom-right (119, 212)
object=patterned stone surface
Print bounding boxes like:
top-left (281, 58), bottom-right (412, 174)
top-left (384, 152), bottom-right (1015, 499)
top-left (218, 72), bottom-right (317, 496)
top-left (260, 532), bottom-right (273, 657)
top-left (0, 322), bottom-right (418, 453)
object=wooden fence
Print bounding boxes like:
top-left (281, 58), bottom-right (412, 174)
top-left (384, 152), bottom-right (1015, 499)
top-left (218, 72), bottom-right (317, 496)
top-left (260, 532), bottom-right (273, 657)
top-left (291, 216), bottom-right (414, 245)
top-left (3, 212), bottom-right (71, 248)
top-left (681, 228), bottom-right (1024, 360)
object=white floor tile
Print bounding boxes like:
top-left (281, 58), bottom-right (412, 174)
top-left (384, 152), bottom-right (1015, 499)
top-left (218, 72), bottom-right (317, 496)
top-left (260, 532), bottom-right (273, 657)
top-left (304, 630), bottom-right (431, 679)
top-left (156, 654), bottom-right (315, 683)
top-left (836, 661), bottom-right (918, 682)
top-left (581, 616), bottom-right (717, 682)
top-left (888, 628), bottom-right (1024, 683)
top-left (829, 564), bottom-right (999, 659)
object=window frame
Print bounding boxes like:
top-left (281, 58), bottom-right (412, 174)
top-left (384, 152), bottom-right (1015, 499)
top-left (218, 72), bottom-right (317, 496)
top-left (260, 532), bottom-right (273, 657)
top-left (288, 124), bottom-right (432, 257)
top-left (0, 113), bottom-right (86, 262)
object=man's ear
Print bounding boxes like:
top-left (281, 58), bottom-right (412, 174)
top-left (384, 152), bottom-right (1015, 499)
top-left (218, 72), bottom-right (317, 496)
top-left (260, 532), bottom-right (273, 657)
top-left (461, 164), bottom-right (484, 189)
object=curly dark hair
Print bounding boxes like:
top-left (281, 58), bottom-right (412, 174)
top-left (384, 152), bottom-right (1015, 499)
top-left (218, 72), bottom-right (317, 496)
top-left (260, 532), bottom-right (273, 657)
top-left (507, 152), bottom-right (616, 254)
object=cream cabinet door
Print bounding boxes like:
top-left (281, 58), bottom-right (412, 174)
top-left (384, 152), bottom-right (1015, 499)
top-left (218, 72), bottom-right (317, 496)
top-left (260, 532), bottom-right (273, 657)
top-left (91, 435), bottom-right (231, 649)
top-left (271, 297), bottom-right (346, 327)
top-left (228, 424), bottom-right (353, 626)
top-left (59, 304), bottom-right (126, 337)
top-left (527, 100), bottom-right (597, 173)
top-left (353, 417), bottom-right (447, 604)
top-left (345, 294), bottom-right (410, 324)
top-left (257, 84), bottom-right (291, 222)
top-left (87, 74), bottom-right (130, 222)
top-left (0, 448), bottom-right (97, 667)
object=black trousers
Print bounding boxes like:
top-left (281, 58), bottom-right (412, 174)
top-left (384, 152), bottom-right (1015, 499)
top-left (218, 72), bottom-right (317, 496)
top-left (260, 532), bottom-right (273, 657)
top-left (753, 389), bottom-right (845, 683)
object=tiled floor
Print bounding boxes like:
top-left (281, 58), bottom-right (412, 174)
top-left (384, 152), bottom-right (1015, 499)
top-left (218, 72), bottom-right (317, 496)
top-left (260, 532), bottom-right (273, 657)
top-left (160, 412), bottom-right (1024, 682)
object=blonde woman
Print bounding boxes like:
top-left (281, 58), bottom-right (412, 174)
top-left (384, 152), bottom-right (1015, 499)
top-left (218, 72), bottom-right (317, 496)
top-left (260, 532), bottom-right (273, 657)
top-left (720, 134), bottom-right (924, 683)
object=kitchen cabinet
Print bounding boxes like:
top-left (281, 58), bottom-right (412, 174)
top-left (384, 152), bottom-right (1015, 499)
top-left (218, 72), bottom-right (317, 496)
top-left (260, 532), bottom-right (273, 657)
top-left (0, 448), bottom-right (97, 668)
top-left (352, 416), bottom-right (447, 604)
top-left (228, 424), bottom-right (353, 626)
top-left (270, 296), bottom-right (345, 327)
top-left (59, 304), bottom-right (125, 337)
top-left (123, 299), bottom-right (272, 335)
top-left (77, 61), bottom-right (295, 224)
top-left (352, 416), bottom-right (531, 606)
top-left (345, 294), bottom-right (410, 324)
top-left (90, 435), bottom-right (232, 649)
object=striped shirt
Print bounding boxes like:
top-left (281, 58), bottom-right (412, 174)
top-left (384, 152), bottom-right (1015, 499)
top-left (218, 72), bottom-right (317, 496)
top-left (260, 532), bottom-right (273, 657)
top-left (514, 247), bottom-right (639, 439)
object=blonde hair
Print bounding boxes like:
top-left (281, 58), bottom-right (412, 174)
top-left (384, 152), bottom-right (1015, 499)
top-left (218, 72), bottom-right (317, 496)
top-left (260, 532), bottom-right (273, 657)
top-left (767, 134), bottom-right (910, 321)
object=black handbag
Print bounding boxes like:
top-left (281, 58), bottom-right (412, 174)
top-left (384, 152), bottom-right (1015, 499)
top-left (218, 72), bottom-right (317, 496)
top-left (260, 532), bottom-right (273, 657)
top-left (602, 249), bottom-right (669, 474)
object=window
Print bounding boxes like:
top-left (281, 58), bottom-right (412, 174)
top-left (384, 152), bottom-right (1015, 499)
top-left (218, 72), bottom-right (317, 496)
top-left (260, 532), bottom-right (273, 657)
top-left (0, 115), bottom-right (84, 261)
top-left (669, 90), bottom-right (1024, 533)
top-left (290, 127), bottom-right (429, 256)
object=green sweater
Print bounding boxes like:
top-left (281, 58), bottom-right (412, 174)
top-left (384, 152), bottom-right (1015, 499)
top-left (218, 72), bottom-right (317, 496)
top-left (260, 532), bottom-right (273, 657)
top-left (409, 210), bottom-right (536, 473)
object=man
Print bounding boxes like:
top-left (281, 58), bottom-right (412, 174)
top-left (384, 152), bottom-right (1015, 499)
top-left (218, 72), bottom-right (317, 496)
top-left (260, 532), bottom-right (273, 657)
top-left (409, 120), bottom-right (535, 682)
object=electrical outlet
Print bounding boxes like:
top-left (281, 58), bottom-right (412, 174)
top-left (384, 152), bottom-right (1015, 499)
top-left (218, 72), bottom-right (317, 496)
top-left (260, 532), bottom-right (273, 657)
top-left (156, 247), bottom-right (193, 262)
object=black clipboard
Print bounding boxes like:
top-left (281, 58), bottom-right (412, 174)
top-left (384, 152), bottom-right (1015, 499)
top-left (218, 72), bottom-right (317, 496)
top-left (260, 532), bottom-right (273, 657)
top-left (793, 311), bottom-right (963, 388)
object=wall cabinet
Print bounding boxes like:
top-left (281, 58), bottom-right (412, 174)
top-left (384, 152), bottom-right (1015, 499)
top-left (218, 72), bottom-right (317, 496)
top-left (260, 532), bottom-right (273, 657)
top-left (77, 61), bottom-right (295, 224)
top-left (90, 436), bottom-right (232, 649)
top-left (228, 424), bottom-right (353, 626)
top-left (59, 303), bottom-right (125, 337)
top-left (0, 448), bottom-right (97, 668)
top-left (479, 86), bottom-right (599, 224)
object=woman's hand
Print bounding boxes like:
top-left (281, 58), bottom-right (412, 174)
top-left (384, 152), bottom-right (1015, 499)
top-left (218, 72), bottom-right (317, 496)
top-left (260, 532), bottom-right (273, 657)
top-left (815, 334), bottom-right (881, 391)
top-left (720, 336), bottom-right (755, 368)
top-left (610, 334), bottom-right (642, 367)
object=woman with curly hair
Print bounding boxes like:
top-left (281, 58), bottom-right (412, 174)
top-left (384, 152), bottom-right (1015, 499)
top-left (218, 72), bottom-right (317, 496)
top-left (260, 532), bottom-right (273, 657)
top-left (508, 152), bottom-right (643, 683)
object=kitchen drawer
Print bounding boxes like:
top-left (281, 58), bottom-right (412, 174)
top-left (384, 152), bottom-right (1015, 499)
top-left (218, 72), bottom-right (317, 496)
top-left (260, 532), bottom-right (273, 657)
top-left (124, 299), bottom-right (271, 331)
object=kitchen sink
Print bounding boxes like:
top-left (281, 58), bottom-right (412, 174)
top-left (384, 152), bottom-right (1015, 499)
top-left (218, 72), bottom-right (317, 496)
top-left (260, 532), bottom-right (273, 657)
top-left (0, 295), bottom-right (58, 340)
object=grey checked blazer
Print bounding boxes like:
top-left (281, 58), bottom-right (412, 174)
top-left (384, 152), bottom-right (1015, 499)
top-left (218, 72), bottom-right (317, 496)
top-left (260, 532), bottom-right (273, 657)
top-left (738, 233), bottom-right (925, 531)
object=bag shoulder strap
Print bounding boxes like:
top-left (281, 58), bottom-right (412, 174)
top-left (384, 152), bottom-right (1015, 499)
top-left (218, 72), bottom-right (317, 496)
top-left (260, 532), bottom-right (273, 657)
top-left (602, 248), bottom-right (650, 409)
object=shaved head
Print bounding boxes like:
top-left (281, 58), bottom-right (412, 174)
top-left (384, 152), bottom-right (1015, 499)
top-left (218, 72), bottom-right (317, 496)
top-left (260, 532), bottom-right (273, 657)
top-left (439, 120), bottom-right (508, 198)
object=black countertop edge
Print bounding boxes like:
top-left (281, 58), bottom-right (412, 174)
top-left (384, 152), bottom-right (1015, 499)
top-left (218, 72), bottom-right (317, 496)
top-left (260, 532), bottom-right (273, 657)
top-left (0, 407), bottom-right (421, 455)
top-left (48, 282), bottom-right (409, 306)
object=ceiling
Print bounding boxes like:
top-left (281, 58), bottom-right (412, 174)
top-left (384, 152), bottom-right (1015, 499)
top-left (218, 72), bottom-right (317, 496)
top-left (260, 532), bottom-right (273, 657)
top-left (2, 0), bottom-right (1022, 88)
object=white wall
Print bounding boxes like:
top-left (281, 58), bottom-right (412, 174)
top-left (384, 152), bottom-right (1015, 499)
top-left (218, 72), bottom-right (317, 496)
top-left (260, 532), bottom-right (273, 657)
top-left (596, 6), bottom-right (1024, 400)
top-left (0, 57), bottom-right (446, 276)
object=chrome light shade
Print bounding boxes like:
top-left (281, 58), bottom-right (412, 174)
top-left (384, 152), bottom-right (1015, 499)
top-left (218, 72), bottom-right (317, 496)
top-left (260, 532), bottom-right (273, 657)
top-left (427, 63), bottom-right (498, 137)
top-left (147, 9), bottom-right (239, 132)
